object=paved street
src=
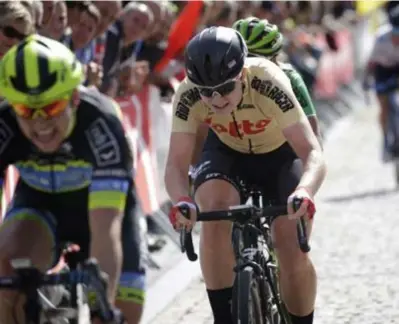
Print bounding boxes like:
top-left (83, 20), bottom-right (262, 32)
top-left (150, 104), bottom-right (399, 324)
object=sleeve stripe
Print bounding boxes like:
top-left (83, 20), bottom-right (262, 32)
top-left (89, 191), bottom-right (127, 211)
top-left (90, 179), bottom-right (129, 193)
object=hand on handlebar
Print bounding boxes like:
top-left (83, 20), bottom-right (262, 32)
top-left (287, 187), bottom-right (316, 220)
top-left (168, 196), bottom-right (198, 231)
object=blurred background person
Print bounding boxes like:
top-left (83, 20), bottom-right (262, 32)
top-left (41, 0), bottom-right (67, 41)
top-left (21, 0), bottom-right (43, 30)
top-left (93, 0), bottom-right (122, 37)
top-left (0, 1), bottom-right (35, 59)
top-left (41, 0), bottom-right (55, 30)
top-left (65, 0), bottom-right (90, 30)
top-left (101, 1), bottom-right (153, 97)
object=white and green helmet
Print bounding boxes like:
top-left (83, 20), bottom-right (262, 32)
top-left (232, 17), bottom-right (284, 58)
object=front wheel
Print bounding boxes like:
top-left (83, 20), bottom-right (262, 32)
top-left (232, 267), bottom-right (264, 324)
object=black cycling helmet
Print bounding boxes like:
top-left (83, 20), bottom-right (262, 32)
top-left (184, 26), bottom-right (248, 87)
top-left (386, 1), bottom-right (399, 27)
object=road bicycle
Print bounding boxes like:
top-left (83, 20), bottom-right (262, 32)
top-left (180, 189), bottom-right (310, 324)
top-left (0, 243), bottom-right (124, 324)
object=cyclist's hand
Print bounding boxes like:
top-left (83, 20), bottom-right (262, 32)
top-left (287, 187), bottom-right (316, 220)
top-left (86, 61), bottom-right (103, 87)
top-left (168, 196), bottom-right (198, 231)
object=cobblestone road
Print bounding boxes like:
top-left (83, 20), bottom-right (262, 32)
top-left (151, 105), bottom-right (399, 324)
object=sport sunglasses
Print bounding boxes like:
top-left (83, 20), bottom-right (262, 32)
top-left (197, 78), bottom-right (239, 98)
top-left (12, 99), bottom-right (70, 120)
top-left (0, 26), bottom-right (28, 40)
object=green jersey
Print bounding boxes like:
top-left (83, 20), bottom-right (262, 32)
top-left (279, 62), bottom-right (316, 117)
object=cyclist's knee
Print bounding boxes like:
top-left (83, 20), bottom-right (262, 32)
top-left (195, 179), bottom-right (240, 211)
top-left (195, 179), bottom-right (239, 243)
top-left (0, 208), bottom-right (55, 272)
top-left (273, 218), bottom-right (313, 269)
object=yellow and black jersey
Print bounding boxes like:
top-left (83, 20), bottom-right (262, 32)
top-left (172, 57), bottom-right (307, 154)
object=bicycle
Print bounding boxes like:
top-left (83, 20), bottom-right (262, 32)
top-left (179, 189), bottom-right (310, 324)
top-left (0, 243), bottom-right (124, 324)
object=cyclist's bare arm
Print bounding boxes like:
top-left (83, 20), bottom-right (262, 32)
top-left (307, 115), bottom-right (323, 148)
top-left (86, 103), bottom-right (133, 304)
top-left (165, 132), bottom-right (197, 202)
top-left (89, 208), bottom-right (123, 302)
top-left (283, 118), bottom-right (326, 196)
top-left (267, 68), bottom-right (326, 196)
top-left (165, 80), bottom-right (203, 202)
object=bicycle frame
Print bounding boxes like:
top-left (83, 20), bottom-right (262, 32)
top-left (231, 191), bottom-right (291, 324)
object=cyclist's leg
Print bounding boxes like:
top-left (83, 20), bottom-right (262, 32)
top-left (272, 154), bottom-right (316, 323)
top-left (374, 64), bottom-right (399, 160)
top-left (116, 194), bottom-right (147, 324)
top-left (0, 183), bottom-right (56, 323)
top-left (192, 131), bottom-right (242, 324)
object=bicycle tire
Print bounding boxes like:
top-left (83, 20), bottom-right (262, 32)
top-left (232, 267), bottom-right (264, 324)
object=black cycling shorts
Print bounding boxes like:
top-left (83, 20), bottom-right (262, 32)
top-left (4, 181), bottom-right (147, 304)
top-left (192, 130), bottom-right (303, 204)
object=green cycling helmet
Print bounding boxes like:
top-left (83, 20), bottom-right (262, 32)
top-left (232, 17), bottom-right (284, 58)
top-left (0, 34), bottom-right (84, 107)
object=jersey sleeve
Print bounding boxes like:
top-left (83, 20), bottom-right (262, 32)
top-left (171, 78), bottom-right (204, 134)
top-left (256, 62), bottom-right (306, 129)
top-left (286, 68), bottom-right (316, 117)
top-left (86, 99), bottom-right (133, 213)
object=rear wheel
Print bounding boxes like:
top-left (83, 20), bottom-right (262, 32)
top-left (232, 267), bottom-right (264, 324)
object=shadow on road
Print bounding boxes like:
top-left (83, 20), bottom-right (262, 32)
top-left (323, 187), bottom-right (398, 203)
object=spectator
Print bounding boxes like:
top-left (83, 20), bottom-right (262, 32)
top-left (0, 1), bottom-right (34, 59)
top-left (41, 0), bottom-right (55, 28)
top-left (68, 3), bottom-right (101, 62)
top-left (210, 1), bottom-right (238, 27)
top-left (65, 0), bottom-right (90, 30)
top-left (41, 0), bottom-right (67, 41)
top-left (136, 2), bottom-right (178, 94)
top-left (101, 2), bottom-right (153, 97)
top-left (122, 2), bottom-right (153, 46)
top-left (134, 1), bottom-right (168, 72)
top-left (140, 0), bottom-right (163, 39)
top-left (70, 3), bottom-right (103, 88)
top-left (32, 1), bottom-right (44, 30)
top-left (21, 0), bottom-right (43, 30)
top-left (93, 0), bottom-right (122, 37)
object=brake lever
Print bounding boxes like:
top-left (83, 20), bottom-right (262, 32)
top-left (178, 205), bottom-right (198, 261)
top-left (293, 197), bottom-right (311, 253)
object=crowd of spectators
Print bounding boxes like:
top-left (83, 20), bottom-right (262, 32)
top-left (0, 0), bottom-right (359, 103)
top-left (0, 0), bottom-right (360, 248)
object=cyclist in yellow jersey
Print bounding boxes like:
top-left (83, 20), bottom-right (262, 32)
top-left (164, 26), bottom-right (326, 324)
